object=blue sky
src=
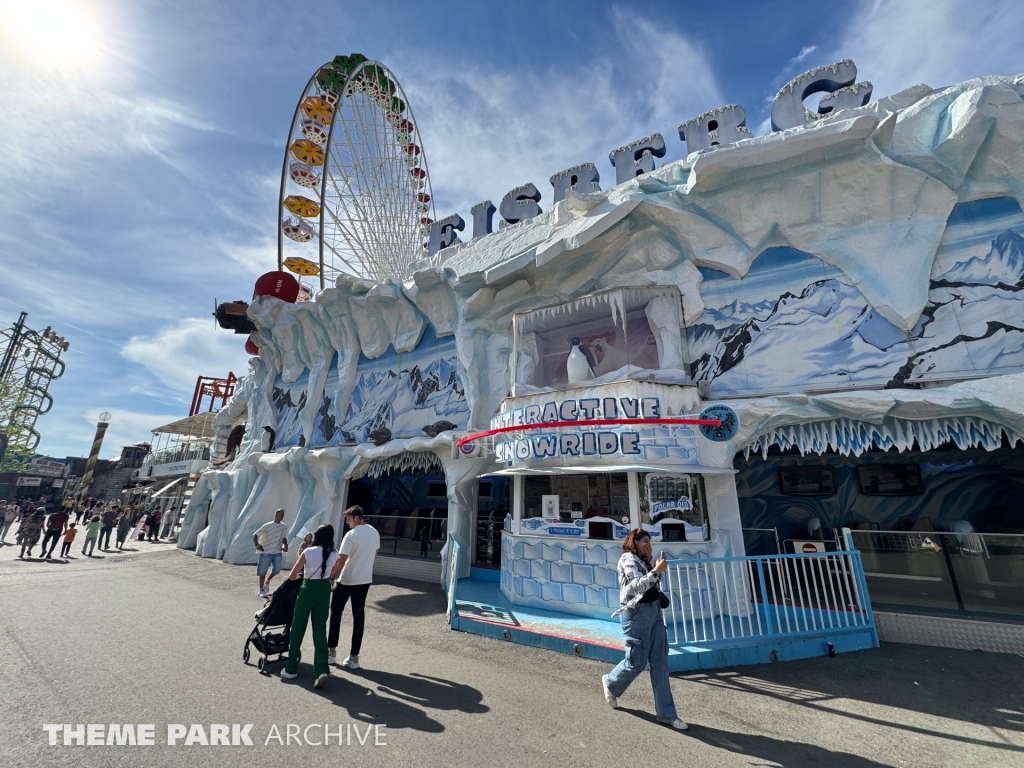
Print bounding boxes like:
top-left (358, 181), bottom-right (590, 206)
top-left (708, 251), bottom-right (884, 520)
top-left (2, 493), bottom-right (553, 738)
top-left (1, 0), bottom-right (1022, 459)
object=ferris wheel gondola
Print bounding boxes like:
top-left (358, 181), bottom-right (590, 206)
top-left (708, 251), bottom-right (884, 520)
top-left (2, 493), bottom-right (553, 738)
top-left (276, 54), bottom-right (436, 288)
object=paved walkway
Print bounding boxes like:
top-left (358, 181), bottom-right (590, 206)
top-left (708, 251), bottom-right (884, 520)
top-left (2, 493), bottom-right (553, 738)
top-left (0, 544), bottom-right (1021, 767)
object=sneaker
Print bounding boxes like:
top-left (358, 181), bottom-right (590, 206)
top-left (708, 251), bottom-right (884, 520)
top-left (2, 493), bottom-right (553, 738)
top-left (342, 655), bottom-right (360, 670)
top-left (258, 590), bottom-right (268, 598)
top-left (601, 676), bottom-right (618, 709)
top-left (327, 653), bottom-right (337, 665)
top-left (313, 673), bottom-right (328, 689)
top-left (659, 717), bottom-right (689, 731)
top-left (280, 669), bottom-right (298, 679)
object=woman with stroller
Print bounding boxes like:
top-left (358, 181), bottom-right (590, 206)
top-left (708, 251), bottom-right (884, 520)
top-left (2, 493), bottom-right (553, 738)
top-left (281, 524), bottom-right (338, 689)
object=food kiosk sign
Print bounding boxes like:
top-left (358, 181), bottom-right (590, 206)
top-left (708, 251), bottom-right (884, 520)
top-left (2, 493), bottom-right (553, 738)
top-left (27, 457), bottom-right (68, 478)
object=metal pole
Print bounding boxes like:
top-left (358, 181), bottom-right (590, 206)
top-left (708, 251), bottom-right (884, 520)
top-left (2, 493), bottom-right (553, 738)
top-left (79, 413), bottom-right (111, 499)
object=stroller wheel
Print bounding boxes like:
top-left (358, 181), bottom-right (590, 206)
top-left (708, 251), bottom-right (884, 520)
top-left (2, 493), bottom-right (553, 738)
top-left (243, 646), bottom-right (250, 663)
top-left (257, 656), bottom-right (266, 672)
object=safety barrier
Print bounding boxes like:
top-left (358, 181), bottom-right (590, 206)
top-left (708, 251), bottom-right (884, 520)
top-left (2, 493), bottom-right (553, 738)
top-left (661, 549), bottom-right (875, 648)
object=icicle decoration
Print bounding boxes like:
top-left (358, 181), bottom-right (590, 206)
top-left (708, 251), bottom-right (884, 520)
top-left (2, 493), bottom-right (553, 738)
top-left (364, 451), bottom-right (444, 478)
top-left (743, 415), bottom-right (1023, 459)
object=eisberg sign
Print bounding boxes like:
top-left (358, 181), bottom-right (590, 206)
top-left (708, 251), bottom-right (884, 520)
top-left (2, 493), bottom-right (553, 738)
top-left (427, 60), bottom-right (872, 256)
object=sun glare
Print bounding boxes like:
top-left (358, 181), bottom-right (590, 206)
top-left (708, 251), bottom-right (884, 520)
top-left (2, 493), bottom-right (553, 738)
top-left (0, 0), bottom-right (102, 69)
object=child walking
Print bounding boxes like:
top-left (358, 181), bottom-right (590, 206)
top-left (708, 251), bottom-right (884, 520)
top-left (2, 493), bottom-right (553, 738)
top-left (82, 515), bottom-right (101, 556)
top-left (60, 524), bottom-right (78, 557)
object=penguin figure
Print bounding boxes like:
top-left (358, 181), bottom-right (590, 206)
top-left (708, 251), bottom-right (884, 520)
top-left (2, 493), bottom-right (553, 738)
top-left (566, 337), bottom-right (595, 384)
top-left (260, 426), bottom-right (276, 453)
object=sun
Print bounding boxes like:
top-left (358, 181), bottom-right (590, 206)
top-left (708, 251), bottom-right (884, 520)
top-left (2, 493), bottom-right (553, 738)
top-left (0, 0), bottom-right (102, 69)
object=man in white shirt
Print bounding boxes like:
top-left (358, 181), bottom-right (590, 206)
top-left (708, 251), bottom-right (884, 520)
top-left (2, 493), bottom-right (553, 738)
top-left (253, 509), bottom-right (289, 597)
top-left (327, 505), bottom-right (380, 669)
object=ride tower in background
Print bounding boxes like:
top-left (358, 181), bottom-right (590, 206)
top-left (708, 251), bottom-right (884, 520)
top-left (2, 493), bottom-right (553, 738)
top-left (0, 312), bottom-right (69, 461)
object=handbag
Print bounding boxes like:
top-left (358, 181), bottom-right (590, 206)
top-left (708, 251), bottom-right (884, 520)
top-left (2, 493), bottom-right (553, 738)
top-left (657, 590), bottom-right (671, 609)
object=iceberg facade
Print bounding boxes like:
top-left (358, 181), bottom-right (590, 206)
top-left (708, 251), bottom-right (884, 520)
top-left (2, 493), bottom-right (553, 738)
top-left (180, 71), bottom-right (1024, 586)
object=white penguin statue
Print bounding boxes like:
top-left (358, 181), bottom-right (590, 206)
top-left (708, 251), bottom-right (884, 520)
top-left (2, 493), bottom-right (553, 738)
top-left (566, 337), bottom-right (594, 384)
top-left (260, 426), bottom-right (276, 453)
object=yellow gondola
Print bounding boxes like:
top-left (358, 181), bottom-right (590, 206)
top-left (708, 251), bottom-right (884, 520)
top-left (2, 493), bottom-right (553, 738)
top-left (301, 95), bottom-right (334, 123)
top-left (284, 257), bottom-right (321, 276)
top-left (284, 195), bottom-right (321, 218)
top-left (290, 139), bottom-right (325, 166)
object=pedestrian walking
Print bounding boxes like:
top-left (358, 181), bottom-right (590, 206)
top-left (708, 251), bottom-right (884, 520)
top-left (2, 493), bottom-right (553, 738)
top-left (145, 510), bottom-right (160, 541)
top-left (0, 501), bottom-right (17, 544)
top-left (16, 509), bottom-right (45, 558)
top-left (253, 509), bottom-right (289, 598)
top-left (40, 506), bottom-right (70, 559)
top-left (59, 524), bottom-right (78, 557)
top-left (281, 524), bottom-right (339, 689)
top-left (115, 510), bottom-right (133, 550)
top-left (99, 506), bottom-right (118, 550)
top-left (73, 500), bottom-right (84, 525)
top-left (601, 528), bottom-right (688, 731)
top-left (82, 515), bottom-right (101, 557)
top-left (418, 524), bottom-right (430, 558)
top-left (327, 505), bottom-right (380, 670)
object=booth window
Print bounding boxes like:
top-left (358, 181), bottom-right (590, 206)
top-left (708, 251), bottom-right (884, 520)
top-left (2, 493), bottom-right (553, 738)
top-left (523, 473), bottom-right (630, 523)
top-left (639, 472), bottom-right (709, 541)
top-left (511, 286), bottom-right (687, 393)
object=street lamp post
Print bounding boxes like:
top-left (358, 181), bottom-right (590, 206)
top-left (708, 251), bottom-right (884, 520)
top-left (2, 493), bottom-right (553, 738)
top-left (79, 412), bottom-right (111, 501)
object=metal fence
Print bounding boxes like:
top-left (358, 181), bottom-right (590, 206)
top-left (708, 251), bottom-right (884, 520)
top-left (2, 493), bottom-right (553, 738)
top-left (661, 550), bottom-right (875, 647)
top-left (366, 514), bottom-right (447, 561)
top-left (849, 529), bottom-right (1024, 620)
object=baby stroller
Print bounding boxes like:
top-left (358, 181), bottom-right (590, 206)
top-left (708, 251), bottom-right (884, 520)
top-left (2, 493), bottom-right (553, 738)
top-left (243, 578), bottom-right (301, 672)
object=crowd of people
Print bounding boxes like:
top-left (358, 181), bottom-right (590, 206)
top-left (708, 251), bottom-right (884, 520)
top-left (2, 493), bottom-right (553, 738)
top-left (0, 497), bottom-right (171, 559)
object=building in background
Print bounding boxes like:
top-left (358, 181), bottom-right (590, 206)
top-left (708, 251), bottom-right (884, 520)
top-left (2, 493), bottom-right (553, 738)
top-left (0, 455), bottom-right (69, 504)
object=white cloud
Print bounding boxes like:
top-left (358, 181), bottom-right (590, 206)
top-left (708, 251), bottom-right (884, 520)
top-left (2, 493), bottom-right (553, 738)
top-left (393, 11), bottom-right (724, 217)
top-left (121, 317), bottom-right (253, 397)
top-left (829, 0), bottom-right (1024, 99)
top-left (792, 45), bottom-right (818, 65)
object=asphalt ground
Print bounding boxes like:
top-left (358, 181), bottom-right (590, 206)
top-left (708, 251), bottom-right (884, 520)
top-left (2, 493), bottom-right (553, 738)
top-left (0, 539), bottom-right (1022, 768)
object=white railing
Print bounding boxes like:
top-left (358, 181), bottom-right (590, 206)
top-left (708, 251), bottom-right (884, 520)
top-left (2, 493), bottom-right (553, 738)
top-left (661, 550), bottom-right (876, 647)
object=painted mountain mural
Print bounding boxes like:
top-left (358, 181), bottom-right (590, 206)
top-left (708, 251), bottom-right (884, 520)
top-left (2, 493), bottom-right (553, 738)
top-left (687, 197), bottom-right (1024, 397)
top-left (271, 374), bottom-right (309, 448)
top-left (340, 355), bottom-right (467, 444)
top-left (338, 324), bottom-right (468, 445)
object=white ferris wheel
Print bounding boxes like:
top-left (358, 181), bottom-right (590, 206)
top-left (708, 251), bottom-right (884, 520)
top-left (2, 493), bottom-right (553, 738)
top-left (277, 54), bottom-right (436, 289)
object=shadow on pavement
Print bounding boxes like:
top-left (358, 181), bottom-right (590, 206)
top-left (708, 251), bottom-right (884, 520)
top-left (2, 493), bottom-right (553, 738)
top-left (689, 725), bottom-right (894, 767)
top-left (285, 666), bottom-right (445, 733)
top-left (371, 578), bottom-right (445, 618)
top-left (679, 645), bottom-right (1024, 756)
top-left (373, 591), bottom-right (445, 617)
top-left (354, 670), bottom-right (488, 713)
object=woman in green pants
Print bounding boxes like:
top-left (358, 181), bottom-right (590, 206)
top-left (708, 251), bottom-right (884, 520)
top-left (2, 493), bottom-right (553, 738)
top-left (282, 524), bottom-right (339, 688)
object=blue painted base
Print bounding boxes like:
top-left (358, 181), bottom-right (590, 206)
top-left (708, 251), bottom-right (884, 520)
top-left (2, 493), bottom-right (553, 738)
top-left (470, 566), bottom-right (501, 582)
top-left (453, 578), bottom-right (878, 671)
